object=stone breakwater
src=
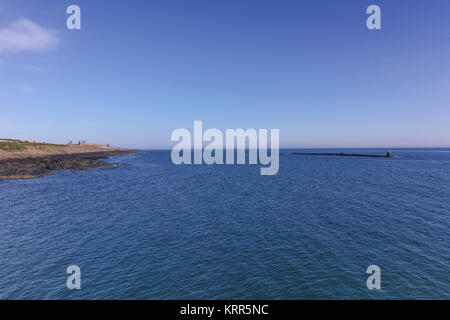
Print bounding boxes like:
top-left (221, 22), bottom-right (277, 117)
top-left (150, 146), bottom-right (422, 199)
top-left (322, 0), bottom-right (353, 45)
top-left (0, 150), bottom-right (135, 180)
top-left (292, 151), bottom-right (392, 158)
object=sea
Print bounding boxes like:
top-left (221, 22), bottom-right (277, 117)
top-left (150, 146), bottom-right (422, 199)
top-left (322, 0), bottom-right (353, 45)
top-left (0, 149), bottom-right (449, 299)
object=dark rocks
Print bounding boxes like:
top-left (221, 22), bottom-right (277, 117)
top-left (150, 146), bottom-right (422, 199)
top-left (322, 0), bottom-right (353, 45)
top-left (0, 151), bottom-right (135, 180)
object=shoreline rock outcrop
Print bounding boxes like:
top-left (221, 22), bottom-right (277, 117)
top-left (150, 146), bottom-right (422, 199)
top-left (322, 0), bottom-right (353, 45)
top-left (0, 150), bottom-right (135, 180)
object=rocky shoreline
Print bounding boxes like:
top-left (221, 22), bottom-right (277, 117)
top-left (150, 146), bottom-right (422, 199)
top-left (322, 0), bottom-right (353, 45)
top-left (0, 150), bottom-right (136, 180)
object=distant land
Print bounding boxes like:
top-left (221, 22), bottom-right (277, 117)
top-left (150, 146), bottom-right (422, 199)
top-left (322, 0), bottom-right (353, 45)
top-left (0, 138), bottom-right (135, 180)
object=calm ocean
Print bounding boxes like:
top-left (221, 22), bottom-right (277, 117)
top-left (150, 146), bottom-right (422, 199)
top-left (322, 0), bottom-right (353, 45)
top-left (1, 149), bottom-right (449, 299)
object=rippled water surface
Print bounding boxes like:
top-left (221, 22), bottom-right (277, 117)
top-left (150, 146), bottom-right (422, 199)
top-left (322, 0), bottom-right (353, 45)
top-left (1, 149), bottom-right (449, 299)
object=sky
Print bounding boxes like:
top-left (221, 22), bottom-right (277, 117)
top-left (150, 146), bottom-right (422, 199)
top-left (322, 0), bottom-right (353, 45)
top-left (0, 0), bottom-right (449, 149)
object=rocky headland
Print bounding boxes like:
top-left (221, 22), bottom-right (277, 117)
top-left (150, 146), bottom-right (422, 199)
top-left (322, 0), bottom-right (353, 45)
top-left (0, 139), bottom-right (135, 180)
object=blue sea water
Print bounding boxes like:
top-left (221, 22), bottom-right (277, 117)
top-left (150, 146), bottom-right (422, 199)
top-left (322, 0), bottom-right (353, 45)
top-left (0, 149), bottom-right (449, 299)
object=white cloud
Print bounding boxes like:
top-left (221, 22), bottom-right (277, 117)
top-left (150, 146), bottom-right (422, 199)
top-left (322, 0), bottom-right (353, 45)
top-left (23, 64), bottom-right (46, 72)
top-left (0, 18), bottom-right (59, 52)
top-left (15, 83), bottom-right (32, 93)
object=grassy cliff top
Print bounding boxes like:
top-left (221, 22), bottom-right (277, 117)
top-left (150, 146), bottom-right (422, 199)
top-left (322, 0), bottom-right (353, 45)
top-left (0, 139), bottom-right (122, 159)
top-left (0, 139), bottom-right (65, 152)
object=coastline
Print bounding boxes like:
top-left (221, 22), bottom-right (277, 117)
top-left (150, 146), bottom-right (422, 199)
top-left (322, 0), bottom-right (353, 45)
top-left (0, 150), bottom-right (136, 180)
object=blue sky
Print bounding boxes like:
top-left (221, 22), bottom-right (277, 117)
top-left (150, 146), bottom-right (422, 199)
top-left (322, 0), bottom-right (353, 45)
top-left (0, 0), bottom-right (449, 148)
